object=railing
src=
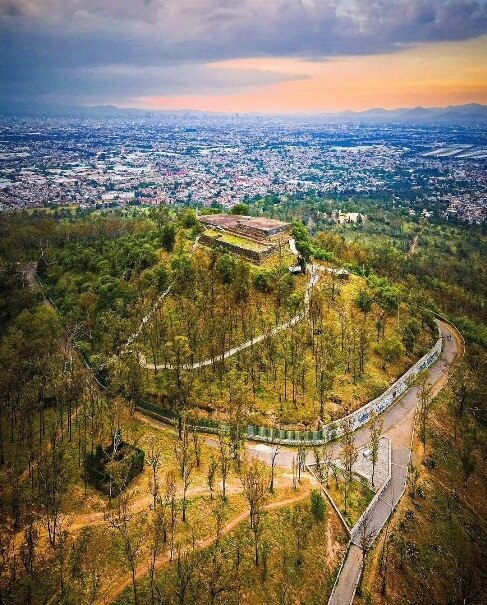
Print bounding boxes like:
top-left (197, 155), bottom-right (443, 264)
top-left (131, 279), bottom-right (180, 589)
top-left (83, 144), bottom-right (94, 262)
top-left (138, 332), bottom-right (442, 445)
top-left (35, 265), bottom-right (444, 445)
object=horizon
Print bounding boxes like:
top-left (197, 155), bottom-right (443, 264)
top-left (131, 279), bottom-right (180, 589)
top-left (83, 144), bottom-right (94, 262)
top-left (1, 2), bottom-right (487, 113)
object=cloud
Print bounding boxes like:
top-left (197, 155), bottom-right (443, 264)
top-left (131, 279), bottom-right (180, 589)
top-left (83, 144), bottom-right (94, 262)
top-left (1, 0), bottom-right (486, 105)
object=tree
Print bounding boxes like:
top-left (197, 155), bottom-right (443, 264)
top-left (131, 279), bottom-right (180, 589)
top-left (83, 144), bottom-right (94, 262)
top-left (340, 418), bottom-right (358, 484)
top-left (459, 442), bottom-right (476, 485)
top-left (216, 253), bottom-right (237, 285)
top-left (369, 412), bottom-right (384, 488)
top-left (417, 373), bottom-right (433, 453)
top-left (163, 470), bottom-right (177, 560)
top-left (180, 208), bottom-right (198, 228)
top-left (218, 433), bottom-right (231, 500)
top-left (146, 438), bottom-right (162, 510)
top-left (233, 260), bottom-right (251, 304)
top-left (165, 336), bottom-right (193, 438)
top-left (161, 223), bottom-right (176, 251)
top-left (239, 459), bottom-right (270, 566)
top-left (357, 511), bottom-right (375, 596)
top-left (449, 360), bottom-right (473, 418)
top-left (402, 318), bottom-right (421, 355)
top-left (174, 421), bottom-right (196, 522)
top-left (104, 490), bottom-right (144, 605)
top-left (288, 502), bottom-right (313, 567)
top-left (37, 432), bottom-right (68, 548)
top-left (70, 526), bottom-right (110, 605)
top-left (292, 222), bottom-right (313, 269)
top-left (207, 456), bottom-right (218, 500)
top-left (148, 507), bottom-right (167, 605)
top-left (269, 440), bottom-right (280, 494)
top-left (310, 490), bottom-right (326, 522)
top-left (340, 418), bottom-right (358, 517)
top-left (226, 370), bottom-right (250, 470)
top-left (174, 545), bottom-right (202, 605)
top-left (230, 203), bottom-right (249, 215)
top-left (356, 288), bottom-right (374, 323)
top-left (376, 335), bottom-right (405, 370)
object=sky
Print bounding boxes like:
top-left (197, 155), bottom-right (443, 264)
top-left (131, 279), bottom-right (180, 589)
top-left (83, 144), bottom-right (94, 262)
top-left (1, 0), bottom-right (487, 113)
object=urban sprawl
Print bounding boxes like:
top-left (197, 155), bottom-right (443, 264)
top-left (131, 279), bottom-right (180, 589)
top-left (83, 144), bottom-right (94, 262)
top-left (0, 116), bottom-right (486, 224)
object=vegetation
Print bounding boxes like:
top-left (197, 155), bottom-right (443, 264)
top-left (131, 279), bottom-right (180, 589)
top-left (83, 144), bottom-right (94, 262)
top-left (0, 199), bottom-right (485, 605)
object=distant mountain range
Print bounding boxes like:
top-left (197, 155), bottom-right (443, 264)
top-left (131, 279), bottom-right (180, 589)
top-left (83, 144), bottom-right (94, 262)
top-left (333, 103), bottom-right (487, 124)
top-left (1, 101), bottom-right (486, 125)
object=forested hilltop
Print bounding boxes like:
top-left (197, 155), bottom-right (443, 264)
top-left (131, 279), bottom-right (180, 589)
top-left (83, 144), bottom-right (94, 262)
top-left (0, 200), bottom-right (486, 605)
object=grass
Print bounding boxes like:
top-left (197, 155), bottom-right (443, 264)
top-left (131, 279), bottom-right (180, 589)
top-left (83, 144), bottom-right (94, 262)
top-left (326, 472), bottom-right (374, 527)
top-left (113, 488), bottom-right (347, 605)
top-left (355, 390), bottom-right (487, 605)
top-left (204, 228), bottom-right (272, 252)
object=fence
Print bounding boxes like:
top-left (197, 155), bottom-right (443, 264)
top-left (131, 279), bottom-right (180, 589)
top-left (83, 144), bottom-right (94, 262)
top-left (138, 332), bottom-right (442, 445)
top-left (36, 266), bottom-right (444, 445)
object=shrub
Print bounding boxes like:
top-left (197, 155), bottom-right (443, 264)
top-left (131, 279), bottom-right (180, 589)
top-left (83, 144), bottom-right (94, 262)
top-left (85, 442), bottom-right (144, 496)
top-left (310, 490), bottom-right (326, 522)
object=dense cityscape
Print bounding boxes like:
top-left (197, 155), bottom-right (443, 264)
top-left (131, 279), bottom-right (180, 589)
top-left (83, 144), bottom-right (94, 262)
top-left (1, 116), bottom-right (486, 224)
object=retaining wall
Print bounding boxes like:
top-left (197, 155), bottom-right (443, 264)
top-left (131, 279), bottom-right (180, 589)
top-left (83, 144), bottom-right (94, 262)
top-left (199, 233), bottom-right (275, 263)
top-left (138, 333), bottom-right (443, 445)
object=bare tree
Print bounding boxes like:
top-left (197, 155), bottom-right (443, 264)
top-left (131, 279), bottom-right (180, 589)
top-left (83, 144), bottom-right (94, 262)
top-left (146, 438), bottom-right (162, 510)
top-left (379, 529), bottom-right (395, 596)
top-left (340, 418), bottom-right (358, 517)
top-left (239, 459), bottom-right (270, 566)
top-left (357, 511), bottom-right (375, 596)
top-left (37, 431), bottom-right (67, 548)
top-left (20, 509), bottom-right (39, 605)
top-left (175, 421), bottom-right (196, 522)
top-left (174, 544), bottom-right (202, 605)
top-left (148, 507), bottom-right (167, 605)
top-left (417, 373), bottom-right (433, 454)
top-left (207, 456), bottom-right (218, 500)
top-left (191, 425), bottom-right (202, 468)
top-left (163, 470), bottom-right (177, 560)
top-left (104, 489), bottom-right (144, 605)
top-left (340, 418), bottom-right (358, 483)
top-left (218, 433), bottom-right (230, 500)
top-left (269, 440), bottom-right (280, 494)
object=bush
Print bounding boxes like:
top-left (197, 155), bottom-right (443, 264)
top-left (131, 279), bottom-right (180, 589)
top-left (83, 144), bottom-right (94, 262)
top-left (310, 490), bottom-right (326, 522)
top-left (85, 442), bottom-right (144, 496)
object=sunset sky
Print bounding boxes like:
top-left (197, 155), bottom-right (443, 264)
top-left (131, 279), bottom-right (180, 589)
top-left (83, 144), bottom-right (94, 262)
top-left (1, 0), bottom-right (486, 113)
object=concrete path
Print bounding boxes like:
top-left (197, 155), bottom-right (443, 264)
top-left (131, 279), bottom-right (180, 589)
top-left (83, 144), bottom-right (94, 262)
top-left (123, 235), bottom-right (201, 351)
top-left (327, 320), bottom-right (460, 605)
top-left (138, 264), bottom-right (319, 371)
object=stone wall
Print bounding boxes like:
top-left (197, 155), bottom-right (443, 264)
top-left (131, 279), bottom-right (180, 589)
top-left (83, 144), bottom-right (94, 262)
top-left (199, 233), bottom-right (275, 264)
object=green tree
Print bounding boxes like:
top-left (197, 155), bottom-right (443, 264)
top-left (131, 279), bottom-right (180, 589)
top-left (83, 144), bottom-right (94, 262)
top-left (310, 490), bottom-right (326, 522)
top-left (161, 223), bottom-right (176, 252)
top-left (230, 203), bottom-right (249, 215)
top-left (217, 253), bottom-right (237, 285)
top-left (376, 336), bottom-right (405, 369)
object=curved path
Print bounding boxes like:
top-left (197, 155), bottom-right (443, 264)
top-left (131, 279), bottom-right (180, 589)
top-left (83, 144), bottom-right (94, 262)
top-left (138, 264), bottom-right (319, 371)
top-left (326, 319), bottom-right (462, 605)
top-left (123, 236), bottom-right (201, 351)
top-left (93, 320), bottom-right (459, 605)
top-left (97, 486), bottom-right (313, 605)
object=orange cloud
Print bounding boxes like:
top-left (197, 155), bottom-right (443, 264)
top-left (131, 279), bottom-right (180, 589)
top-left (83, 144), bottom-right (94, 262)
top-left (134, 36), bottom-right (487, 113)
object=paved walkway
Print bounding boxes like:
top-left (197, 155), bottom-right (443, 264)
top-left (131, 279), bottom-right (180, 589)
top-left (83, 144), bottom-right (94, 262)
top-left (327, 320), bottom-right (461, 605)
top-left (138, 263), bottom-right (319, 371)
top-left (350, 436), bottom-right (389, 488)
